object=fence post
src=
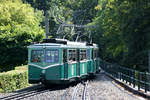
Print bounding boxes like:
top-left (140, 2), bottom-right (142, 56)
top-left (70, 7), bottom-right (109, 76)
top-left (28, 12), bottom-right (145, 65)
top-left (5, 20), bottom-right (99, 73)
top-left (144, 72), bottom-right (147, 93)
top-left (126, 68), bottom-right (128, 84)
top-left (122, 68), bottom-right (124, 82)
top-left (119, 66), bottom-right (121, 80)
top-left (133, 70), bottom-right (135, 88)
top-left (129, 69), bottom-right (131, 85)
top-left (148, 50), bottom-right (150, 90)
top-left (138, 71), bottom-right (140, 91)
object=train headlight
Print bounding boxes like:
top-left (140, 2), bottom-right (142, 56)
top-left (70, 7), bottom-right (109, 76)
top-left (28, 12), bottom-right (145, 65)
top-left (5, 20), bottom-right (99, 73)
top-left (42, 70), bottom-right (45, 74)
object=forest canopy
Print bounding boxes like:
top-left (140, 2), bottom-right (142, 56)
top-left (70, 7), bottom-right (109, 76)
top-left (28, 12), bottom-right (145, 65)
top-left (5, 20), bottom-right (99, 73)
top-left (0, 0), bottom-right (150, 72)
top-left (23, 0), bottom-right (150, 71)
top-left (0, 0), bottom-right (44, 71)
top-left (92, 0), bottom-right (150, 71)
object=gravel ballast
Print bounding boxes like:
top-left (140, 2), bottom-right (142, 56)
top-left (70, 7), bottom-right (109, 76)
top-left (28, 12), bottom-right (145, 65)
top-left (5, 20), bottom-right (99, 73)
top-left (0, 72), bottom-right (146, 100)
top-left (88, 72), bottom-right (145, 100)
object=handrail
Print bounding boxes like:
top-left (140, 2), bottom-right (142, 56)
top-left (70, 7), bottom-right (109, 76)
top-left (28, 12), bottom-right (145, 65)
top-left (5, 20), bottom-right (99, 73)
top-left (100, 60), bottom-right (150, 93)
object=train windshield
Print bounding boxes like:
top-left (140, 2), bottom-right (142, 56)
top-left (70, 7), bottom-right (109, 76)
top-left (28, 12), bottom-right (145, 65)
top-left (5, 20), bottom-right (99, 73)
top-left (31, 50), bottom-right (43, 63)
top-left (45, 49), bottom-right (59, 63)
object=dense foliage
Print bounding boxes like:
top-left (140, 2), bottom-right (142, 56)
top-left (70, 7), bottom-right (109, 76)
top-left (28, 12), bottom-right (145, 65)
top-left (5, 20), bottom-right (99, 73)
top-left (0, 0), bottom-right (149, 72)
top-left (24, 0), bottom-right (98, 39)
top-left (0, 0), bottom-right (44, 71)
top-left (92, 0), bottom-right (150, 71)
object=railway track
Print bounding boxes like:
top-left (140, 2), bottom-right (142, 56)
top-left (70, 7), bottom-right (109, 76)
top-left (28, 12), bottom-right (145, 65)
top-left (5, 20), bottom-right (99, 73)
top-left (82, 81), bottom-right (88, 100)
top-left (61, 81), bottom-right (89, 100)
top-left (71, 83), bottom-right (80, 100)
top-left (75, 81), bottom-right (89, 100)
top-left (0, 85), bottom-right (50, 100)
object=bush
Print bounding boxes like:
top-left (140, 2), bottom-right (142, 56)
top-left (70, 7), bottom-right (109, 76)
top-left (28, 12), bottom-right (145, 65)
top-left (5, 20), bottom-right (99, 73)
top-left (0, 65), bottom-right (29, 92)
top-left (15, 65), bottom-right (28, 70)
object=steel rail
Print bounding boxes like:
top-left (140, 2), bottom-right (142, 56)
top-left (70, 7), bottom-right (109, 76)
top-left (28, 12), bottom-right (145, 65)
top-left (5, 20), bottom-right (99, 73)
top-left (61, 88), bottom-right (71, 100)
top-left (0, 85), bottom-right (49, 100)
top-left (71, 83), bottom-right (80, 100)
top-left (70, 81), bottom-right (89, 100)
top-left (0, 85), bottom-right (43, 99)
top-left (1, 88), bottom-right (47, 100)
top-left (14, 89), bottom-right (50, 100)
top-left (82, 81), bottom-right (88, 100)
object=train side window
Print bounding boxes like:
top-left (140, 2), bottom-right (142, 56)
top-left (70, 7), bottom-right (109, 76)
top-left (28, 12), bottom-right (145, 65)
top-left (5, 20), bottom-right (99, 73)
top-left (93, 49), bottom-right (96, 59)
top-left (31, 50), bottom-right (43, 62)
top-left (80, 49), bottom-right (86, 61)
top-left (68, 49), bottom-right (77, 61)
top-left (87, 49), bottom-right (90, 60)
top-left (45, 49), bottom-right (59, 63)
top-left (63, 49), bottom-right (67, 63)
top-left (92, 49), bottom-right (94, 59)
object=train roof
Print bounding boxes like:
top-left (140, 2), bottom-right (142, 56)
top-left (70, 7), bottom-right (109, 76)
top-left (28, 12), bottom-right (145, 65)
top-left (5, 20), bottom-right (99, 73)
top-left (28, 39), bottom-right (98, 49)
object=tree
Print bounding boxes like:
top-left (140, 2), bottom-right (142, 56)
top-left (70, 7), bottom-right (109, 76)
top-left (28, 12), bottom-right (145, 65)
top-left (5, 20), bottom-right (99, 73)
top-left (92, 0), bottom-right (150, 71)
top-left (0, 0), bottom-right (44, 71)
top-left (23, 0), bottom-right (98, 40)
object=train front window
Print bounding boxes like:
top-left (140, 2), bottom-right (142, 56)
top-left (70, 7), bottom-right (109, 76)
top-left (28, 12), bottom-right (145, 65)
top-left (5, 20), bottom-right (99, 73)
top-left (45, 49), bottom-right (59, 63)
top-left (31, 50), bottom-right (43, 62)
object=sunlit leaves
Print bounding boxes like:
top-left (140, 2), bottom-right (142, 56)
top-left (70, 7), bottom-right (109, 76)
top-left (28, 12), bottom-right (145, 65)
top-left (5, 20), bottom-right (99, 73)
top-left (0, 0), bottom-right (44, 71)
top-left (95, 5), bottom-right (102, 10)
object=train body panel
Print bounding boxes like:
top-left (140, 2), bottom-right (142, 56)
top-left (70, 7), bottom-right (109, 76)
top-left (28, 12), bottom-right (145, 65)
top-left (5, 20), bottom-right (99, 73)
top-left (45, 65), bottom-right (61, 80)
top-left (80, 61), bottom-right (88, 75)
top-left (96, 58), bottom-right (100, 72)
top-left (28, 65), bottom-right (42, 83)
top-left (28, 39), bottom-right (100, 85)
top-left (68, 62), bottom-right (77, 78)
top-left (87, 60), bottom-right (92, 73)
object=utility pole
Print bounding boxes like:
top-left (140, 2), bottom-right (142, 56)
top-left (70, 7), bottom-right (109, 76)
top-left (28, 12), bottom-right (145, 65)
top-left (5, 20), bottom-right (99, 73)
top-left (45, 11), bottom-right (49, 39)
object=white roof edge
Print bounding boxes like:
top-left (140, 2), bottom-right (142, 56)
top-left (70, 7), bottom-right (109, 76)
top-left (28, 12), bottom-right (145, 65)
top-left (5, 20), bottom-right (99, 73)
top-left (67, 41), bottom-right (86, 46)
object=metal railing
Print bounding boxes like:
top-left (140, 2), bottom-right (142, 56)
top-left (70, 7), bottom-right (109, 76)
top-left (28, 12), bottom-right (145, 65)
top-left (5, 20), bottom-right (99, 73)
top-left (100, 61), bottom-right (150, 93)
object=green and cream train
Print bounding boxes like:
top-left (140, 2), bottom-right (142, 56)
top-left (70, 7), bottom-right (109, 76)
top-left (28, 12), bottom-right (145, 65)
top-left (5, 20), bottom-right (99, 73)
top-left (28, 39), bottom-right (100, 85)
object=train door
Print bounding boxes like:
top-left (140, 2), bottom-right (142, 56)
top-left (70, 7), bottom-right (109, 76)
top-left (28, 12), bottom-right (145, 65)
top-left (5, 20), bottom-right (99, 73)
top-left (77, 49), bottom-right (80, 77)
top-left (93, 49), bottom-right (96, 73)
top-left (63, 49), bottom-right (68, 79)
top-left (67, 49), bottom-right (77, 78)
top-left (91, 49), bottom-right (93, 73)
top-left (87, 49), bottom-right (92, 73)
top-left (79, 49), bottom-right (87, 76)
